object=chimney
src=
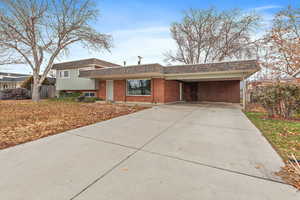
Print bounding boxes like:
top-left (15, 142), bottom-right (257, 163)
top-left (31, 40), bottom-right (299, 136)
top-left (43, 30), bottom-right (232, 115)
top-left (138, 56), bottom-right (143, 65)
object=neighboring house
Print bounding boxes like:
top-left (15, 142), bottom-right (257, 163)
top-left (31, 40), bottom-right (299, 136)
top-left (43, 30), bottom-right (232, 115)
top-left (54, 58), bottom-right (259, 104)
top-left (247, 78), bottom-right (298, 90)
top-left (0, 72), bottom-right (31, 90)
top-left (53, 58), bottom-right (120, 97)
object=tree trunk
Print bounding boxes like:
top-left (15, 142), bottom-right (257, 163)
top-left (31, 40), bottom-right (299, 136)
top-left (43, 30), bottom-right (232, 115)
top-left (32, 75), bottom-right (40, 102)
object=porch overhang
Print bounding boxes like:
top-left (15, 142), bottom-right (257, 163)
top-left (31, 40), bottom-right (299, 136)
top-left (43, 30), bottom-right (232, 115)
top-left (164, 70), bottom-right (256, 82)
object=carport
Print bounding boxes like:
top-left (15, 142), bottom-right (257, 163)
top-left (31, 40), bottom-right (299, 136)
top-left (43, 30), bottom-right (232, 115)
top-left (182, 80), bottom-right (240, 103)
top-left (164, 60), bottom-right (259, 106)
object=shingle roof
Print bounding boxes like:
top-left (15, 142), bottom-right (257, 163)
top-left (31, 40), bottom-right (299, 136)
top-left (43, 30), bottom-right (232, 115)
top-left (0, 76), bottom-right (29, 82)
top-left (52, 58), bottom-right (120, 70)
top-left (79, 60), bottom-right (259, 78)
top-left (163, 60), bottom-right (259, 74)
top-left (0, 72), bottom-right (30, 77)
top-left (80, 63), bottom-right (163, 77)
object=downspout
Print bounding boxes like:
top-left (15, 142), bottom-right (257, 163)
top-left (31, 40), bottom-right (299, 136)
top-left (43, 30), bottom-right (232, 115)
top-left (124, 79), bottom-right (127, 103)
top-left (152, 78), bottom-right (155, 103)
top-left (242, 74), bottom-right (247, 110)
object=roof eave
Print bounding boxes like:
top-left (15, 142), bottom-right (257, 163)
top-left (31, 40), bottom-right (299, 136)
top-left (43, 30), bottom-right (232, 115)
top-left (164, 69), bottom-right (258, 81)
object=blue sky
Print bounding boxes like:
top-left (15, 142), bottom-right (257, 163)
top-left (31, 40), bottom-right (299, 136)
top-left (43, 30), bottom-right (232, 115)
top-left (1, 0), bottom-right (300, 74)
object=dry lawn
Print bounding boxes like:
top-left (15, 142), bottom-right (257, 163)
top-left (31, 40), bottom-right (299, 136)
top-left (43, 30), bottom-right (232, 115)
top-left (246, 111), bottom-right (300, 190)
top-left (0, 100), bottom-right (146, 149)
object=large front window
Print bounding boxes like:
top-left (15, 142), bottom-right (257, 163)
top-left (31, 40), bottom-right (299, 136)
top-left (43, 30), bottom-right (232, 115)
top-left (127, 79), bottom-right (151, 96)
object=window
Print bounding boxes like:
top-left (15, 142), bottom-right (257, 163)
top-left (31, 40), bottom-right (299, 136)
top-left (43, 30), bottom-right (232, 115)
top-left (127, 79), bottom-right (151, 96)
top-left (59, 70), bottom-right (70, 79)
top-left (84, 92), bottom-right (95, 97)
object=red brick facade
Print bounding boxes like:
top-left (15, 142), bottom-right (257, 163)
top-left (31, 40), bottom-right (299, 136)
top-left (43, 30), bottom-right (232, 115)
top-left (97, 79), bottom-right (240, 104)
top-left (98, 80), bottom-right (106, 100)
top-left (113, 80), bottom-right (126, 101)
top-left (164, 80), bottom-right (180, 103)
top-left (183, 80), bottom-right (240, 103)
top-left (97, 78), bottom-right (180, 103)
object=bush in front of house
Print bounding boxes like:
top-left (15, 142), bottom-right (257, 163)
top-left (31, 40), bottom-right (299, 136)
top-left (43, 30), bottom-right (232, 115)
top-left (0, 88), bottom-right (30, 100)
top-left (252, 83), bottom-right (300, 119)
top-left (83, 97), bottom-right (99, 103)
top-left (59, 91), bottom-right (81, 98)
top-left (52, 92), bottom-right (100, 103)
top-left (76, 96), bottom-right (99, 103)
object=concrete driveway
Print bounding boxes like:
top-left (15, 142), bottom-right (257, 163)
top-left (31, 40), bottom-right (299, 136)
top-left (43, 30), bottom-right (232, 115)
top-left (0, 103), bottom-right (299, 200)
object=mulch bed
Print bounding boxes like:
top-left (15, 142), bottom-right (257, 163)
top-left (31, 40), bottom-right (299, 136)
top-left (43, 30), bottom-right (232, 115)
top-left (0, 100), bottom-right (147, 149)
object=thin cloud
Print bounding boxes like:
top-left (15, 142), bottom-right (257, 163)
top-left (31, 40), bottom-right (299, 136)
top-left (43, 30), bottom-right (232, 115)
top-left (64, 26), bottom-right (176, 66)
top-left (112, 26), bottom-right (170, 36)
top-left (254, 5), bottom-right (282, 11)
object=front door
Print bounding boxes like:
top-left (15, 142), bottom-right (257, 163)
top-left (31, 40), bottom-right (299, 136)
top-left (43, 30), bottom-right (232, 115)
top-left (106, 80), bottom-right (114, 101)
top-left (190, 83), bottom-right (198, 101)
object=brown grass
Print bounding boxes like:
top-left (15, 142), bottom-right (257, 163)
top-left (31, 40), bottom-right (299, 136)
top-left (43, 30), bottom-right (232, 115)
top-left (246, 111), bottom-right (300, 190)
top-left (276, 161), bottom-right (300, 190)
top-left (0, 100), bottom-right (146, 149)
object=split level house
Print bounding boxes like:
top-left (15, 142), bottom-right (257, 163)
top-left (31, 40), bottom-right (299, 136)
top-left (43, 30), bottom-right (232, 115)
top-left (53, 58), bottom-right (260, 104)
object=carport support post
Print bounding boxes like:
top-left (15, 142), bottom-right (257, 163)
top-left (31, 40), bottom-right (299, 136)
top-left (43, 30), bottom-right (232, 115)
top-left (242, 75), bottom-right (247, 110)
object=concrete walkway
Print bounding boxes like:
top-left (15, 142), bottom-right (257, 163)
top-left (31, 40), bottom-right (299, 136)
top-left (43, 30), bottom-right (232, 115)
top-left (0, 103), bottom-right (299, 200)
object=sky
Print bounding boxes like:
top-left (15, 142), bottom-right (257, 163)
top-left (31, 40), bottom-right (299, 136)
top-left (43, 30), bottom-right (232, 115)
top-left (1, 0), bottom-right (300, 74)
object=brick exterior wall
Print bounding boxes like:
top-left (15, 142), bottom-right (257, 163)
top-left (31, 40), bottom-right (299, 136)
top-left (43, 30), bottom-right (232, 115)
top-left (183, 80), bottom-right (240, 103)
top-left (152, 78), bottom-right (165, 103)
top-left (98, 79), bottom-right (241, 103)
top-left (97, 78), bottom-right (180, 103)
top-left (183, 83), bottom-right (192, 102)
top-left (113, 80), bottom-right (126, 101)
top-left (98, 80), bottom-right (106, 100)
top-left (164, 80), bottom-right (180, 102)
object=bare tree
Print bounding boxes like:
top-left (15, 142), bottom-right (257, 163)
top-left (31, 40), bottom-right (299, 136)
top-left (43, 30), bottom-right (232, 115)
top-left (260, 5), bottom-right (300, 77)
top-left (0, 0), bottom-right (112, 101)
top-left (165, 8), bottom-right (260, 64)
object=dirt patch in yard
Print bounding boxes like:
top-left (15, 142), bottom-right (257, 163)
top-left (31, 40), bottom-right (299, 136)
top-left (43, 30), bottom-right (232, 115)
top-left (0, 100), bottom-right (147, 149)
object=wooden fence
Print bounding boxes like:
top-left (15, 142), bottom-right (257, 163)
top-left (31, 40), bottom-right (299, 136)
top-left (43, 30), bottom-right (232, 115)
top-left (40, 85), bottom-right (56, 99)
top-left (30, 85), bottom-right (56, 99)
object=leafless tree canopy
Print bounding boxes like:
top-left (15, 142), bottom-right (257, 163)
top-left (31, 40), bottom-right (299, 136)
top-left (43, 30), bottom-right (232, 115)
top-left (165, 8), bottom-right (260, 64)
top-left (259, 6), bottom-right (300, 77)
top-left (0, 0), bottom-right (112, 101)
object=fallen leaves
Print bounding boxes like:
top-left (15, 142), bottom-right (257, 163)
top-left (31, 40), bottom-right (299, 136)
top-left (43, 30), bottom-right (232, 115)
top-left (245, 112), bottom-right (300, 190)
top-left (0, 100), bottom-right (146, 149)
top-left (276, 161), bottom-right (300, 190)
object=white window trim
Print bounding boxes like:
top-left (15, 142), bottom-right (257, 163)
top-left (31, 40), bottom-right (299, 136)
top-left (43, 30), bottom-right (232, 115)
top-left (59, 70), bottom-right (70, 79)
top-left (126, 79), bottom-right (152, 96)
top-left (83, 92), bottom-right (96, 97)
